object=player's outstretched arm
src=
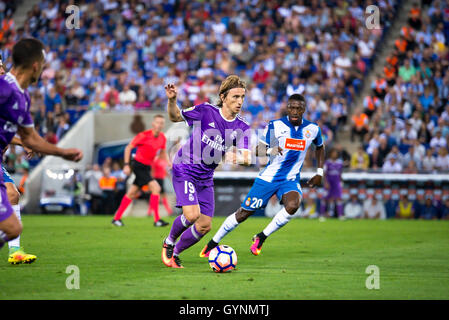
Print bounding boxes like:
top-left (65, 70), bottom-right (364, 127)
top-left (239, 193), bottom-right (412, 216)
top-left (255, 142), bottom-right (283, 157)
top-left (307, 144), bottom-right (325, 188)
top-left (165, 83), bottom-right (184, 123)
top-left (10, 136), bottom-right (36, 159)
top-left (17, 126), bottom-right (83, 162)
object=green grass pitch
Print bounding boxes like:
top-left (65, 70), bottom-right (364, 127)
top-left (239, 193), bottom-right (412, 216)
top-left (1, 215), bottom-right (448, 300)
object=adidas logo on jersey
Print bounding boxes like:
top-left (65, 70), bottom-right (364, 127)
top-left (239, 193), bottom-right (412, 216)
top-left (209, 122), bottom-right (215, 128)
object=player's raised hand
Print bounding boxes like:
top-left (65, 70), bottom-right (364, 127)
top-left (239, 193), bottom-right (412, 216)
top-left (307, 175), bottom-right (322, 188)
top-left (62, 148), bottom-right (83, 162)
top-left (165, 83), bottom-right (177, 100)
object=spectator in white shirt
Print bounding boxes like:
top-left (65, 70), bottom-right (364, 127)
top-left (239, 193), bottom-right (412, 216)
top-left (400, 122), bottom-right (418, 145)
top-left (430, 129), bottom-right (447, 151)
top-left (435, 147), bottom-right (449, 171)
top-left (363, 195), bottom-right (386, 219)
top-left (344, 194), bottom-right (363, 219)
top-left (422, 148), bottom-right (437, 172)
top-left (382, 155), bottom-right (403, 173)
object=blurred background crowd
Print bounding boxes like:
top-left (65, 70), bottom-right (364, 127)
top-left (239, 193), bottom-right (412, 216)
top-left (1, 0), bottom-right (449, 217)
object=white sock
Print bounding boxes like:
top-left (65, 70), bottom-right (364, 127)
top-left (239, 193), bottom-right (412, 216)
top-left (212, 213), bottom-right (239, 243)
top-left (8, 205), bottom-right (21, 248)
top-left (262, 207), bottom-right (293, 237)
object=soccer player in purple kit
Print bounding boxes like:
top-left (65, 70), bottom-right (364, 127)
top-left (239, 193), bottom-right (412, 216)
top-left (161, 75), bottom-right (252, 268)
top-left (321, 149), bottom-right (344, 219)
top-left (0, 38), bottom-right (83, 252)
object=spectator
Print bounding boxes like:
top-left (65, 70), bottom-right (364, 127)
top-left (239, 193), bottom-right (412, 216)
top-left (430, 129), bottom-right (447, 151)
top-left (382, 155), bottom-right (403, 173)
top-left (398, 59), bottom-right (417, 82)
top-left (363, 194), bottom-right (386, 219)
top-left (440, 198), bottom-right (449, 220)
top-left (435, 147), bottom-right (449, 171)
top-left (84, 164), bottom-right (103, 214)
top-left (422, 148), bottom-right (437, 172)
top-left (419, 197), bottom-right (438, 220)
top-left (396, 195), bottom-right (415, 219)
top-left (351, 108), bottom-right (369, 142)
top-left (350, 145), bottom-right (370, 171)
top-left (99, 166), bottom-right (117, 215)
top-left (344, 193), bottom-right (363, 219)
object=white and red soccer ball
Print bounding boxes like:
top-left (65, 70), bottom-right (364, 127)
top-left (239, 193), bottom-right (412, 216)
top-left (208, 245), bottom-right (237, 273)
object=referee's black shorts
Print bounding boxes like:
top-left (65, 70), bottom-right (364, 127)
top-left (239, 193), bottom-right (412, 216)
top-left (131, 160), bottom-right (153, 187)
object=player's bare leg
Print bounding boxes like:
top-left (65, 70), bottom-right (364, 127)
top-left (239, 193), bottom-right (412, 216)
top-left (251, 191), bottom-right (301, 256)
top-left (200, 207), bottom-right (254, 257)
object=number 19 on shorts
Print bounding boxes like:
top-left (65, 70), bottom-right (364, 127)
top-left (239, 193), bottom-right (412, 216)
top-left (184, 181), bottom-right (195, 202)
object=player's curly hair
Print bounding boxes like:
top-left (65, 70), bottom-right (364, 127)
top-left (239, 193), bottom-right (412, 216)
top-left (217, 75), bottom-right (246, 107)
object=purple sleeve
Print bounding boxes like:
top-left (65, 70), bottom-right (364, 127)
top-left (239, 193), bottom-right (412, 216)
top-left (0, 80), bottom-right (13, 105)
top-left (180, 103), bottom-right (204, 127)
top-left (18, 94), bottom-right (34, 128)
top-left (236, 123), bottom-right (251, 150)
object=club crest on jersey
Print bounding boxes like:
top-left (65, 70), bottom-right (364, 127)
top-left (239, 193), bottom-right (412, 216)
top-left (285, 138), bottom-right (306, 151)
top-left (304, 130), bottom-right (312, 139)
top-left (245, 197), bottom-right (251, 206)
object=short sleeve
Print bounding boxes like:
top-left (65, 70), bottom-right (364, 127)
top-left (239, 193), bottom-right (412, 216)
top-left (313, 126), bottom-right (324, 147)
top-left (130, 132), bottom-right (144, 147)
top-left (236, 125), bottom-right (251, 151)
top-left (0, 81), bottom-right (12, 105)
top-left (260, 121), bottom-right (275, 146)
top-left (18, 94), bottom-right (34, 128)
top-left (180, 104), bottom-right (204, 127)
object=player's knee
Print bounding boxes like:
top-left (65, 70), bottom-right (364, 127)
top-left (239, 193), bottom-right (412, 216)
top-left (284, 201), bottom-right (300, 215)
top-left (151, 182), bottom-right (161, 194)
top-left (196, 223), bottom-right (211, 235)
top-left (183, 208), bottom-right (201, 223)
top-left (6, 186), bottom-right (20, 205)
top-left (235, 208), bottom-right (253, 223)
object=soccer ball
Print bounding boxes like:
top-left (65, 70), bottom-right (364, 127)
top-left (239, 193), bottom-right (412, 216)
top-left (208, 245), bottom-right (237, 273)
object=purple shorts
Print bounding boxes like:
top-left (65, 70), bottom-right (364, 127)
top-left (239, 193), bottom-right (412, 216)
top-left (325, 182), bottom-right (343, 199)
top-left (0, 182), bottom-right (14, 222)
top-left (172, 173), bottom-right (215, 217)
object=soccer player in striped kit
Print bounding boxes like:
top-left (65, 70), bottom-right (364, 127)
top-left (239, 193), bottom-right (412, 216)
top-left (201, 94), bottom-right (325, 257)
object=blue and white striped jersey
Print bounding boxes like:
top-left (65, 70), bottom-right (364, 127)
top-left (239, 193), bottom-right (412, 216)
top-left (258, 116), bottom-right (323, 183)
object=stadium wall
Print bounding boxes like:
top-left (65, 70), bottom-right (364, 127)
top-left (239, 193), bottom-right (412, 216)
top-left (22, 111), bottom-right (171, 213)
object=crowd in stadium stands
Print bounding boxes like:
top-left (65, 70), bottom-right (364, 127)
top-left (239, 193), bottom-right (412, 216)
top-left (1, 0), bottom-right (400, 173)
top-left (355, 0), bottom-right (449, 173)
top-left (266, 188), bottom-right (449, 220)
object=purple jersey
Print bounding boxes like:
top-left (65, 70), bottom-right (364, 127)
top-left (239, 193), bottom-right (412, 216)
top-left (324, 159), bottom-right (343, 199)
top-left (173, 102), bottom-right (250, 180)
top-left (324, 159), bottom-right (344, 185)
top-left (0, 73), bottom-right (34, 183)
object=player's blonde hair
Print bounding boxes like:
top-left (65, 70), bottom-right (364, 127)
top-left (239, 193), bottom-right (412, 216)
top-left (217, 75), bottom-right (246, 107)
